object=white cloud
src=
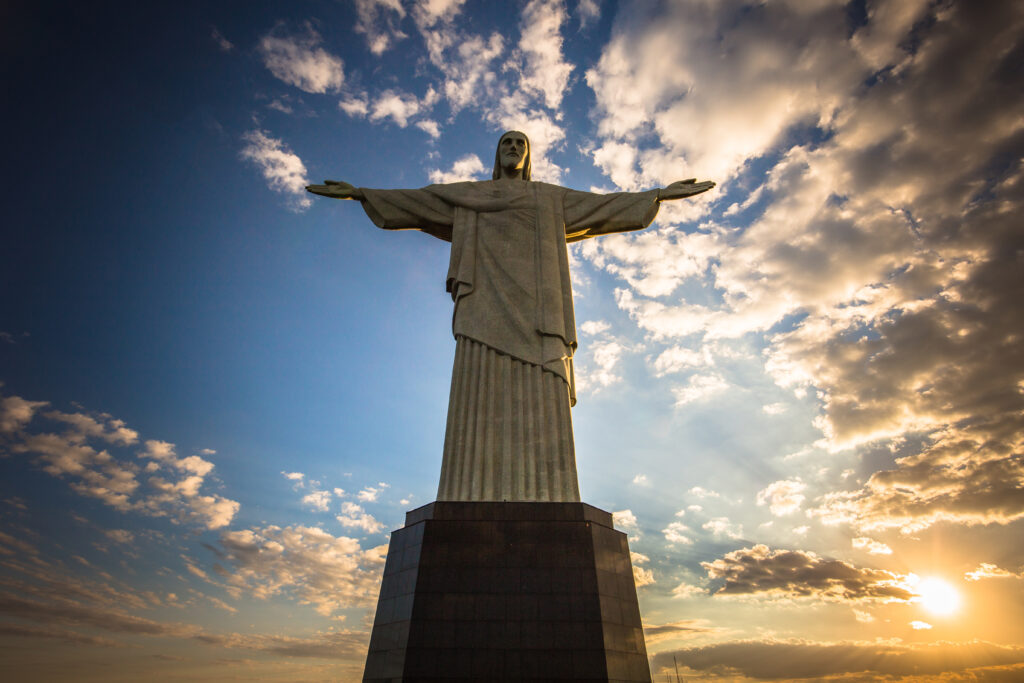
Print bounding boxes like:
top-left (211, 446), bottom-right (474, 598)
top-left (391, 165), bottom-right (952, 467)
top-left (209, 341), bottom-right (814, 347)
top-left (412, 4), bottom-right (502, 114)
top-left (702, 517), bottom-right (743, 540)
top-left (517, 0), bottom-right (574, 111)
top-left (689, 487), bottom-right (720, 499)
top-left (633, 565), bottom-right (655, 587)
top-left (428, 154), bottom-right (486, 184)
top-left (662, 521), bottom-right (694, 545)
top-left (671, 581), bottom-right (706, 599)
top-left (851, 537), bottom-right (893, 556)
top-left (757, 479), bottom-right (807, 517)
top-left (612, 509), bottom-right (638, 530)
top-left (338, 94), bottom-right (369, 118)
top-left (415, 119), bottom-right (441, 138)
top-left (353, 0), bottom-right (407, 55)
top-left (301, 490), bottom-right (331, 512)
top-left (5, 393), bottom-right (238, 530)
top-left (356, 486), bottom-right (382, 502)
top-left (672, 373), bottom-right (729, 406)
top-left (911, 620), bottom-right (933, 630)
top-left (258, 24), bottom-right (344, 93)
top-left (580, 320), bottom-right (610, 336)
top-left (240, 130), bottom-right (311, 211)
top-left (369, 88), bottom-right (437, 128)
top-left (336, 502), bottom-right (384, 534)
top-left (282, 471), bottom-right (305, 482)
top-left (652, 345), bottom-right (713, 377)
top-left (217, 525), bottom-right (384, 615)
top-left (631, 474), bottom-right (648, 486)
top-left (578, 339), bottom-right (626, 393)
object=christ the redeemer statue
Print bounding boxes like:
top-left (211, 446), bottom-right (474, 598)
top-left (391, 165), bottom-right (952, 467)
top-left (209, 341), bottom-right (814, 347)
top-left (307, 131), bottom-right (713, 504)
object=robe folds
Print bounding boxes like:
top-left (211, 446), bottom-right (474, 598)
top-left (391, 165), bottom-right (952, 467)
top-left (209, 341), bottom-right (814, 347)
top-left (359, 179), bottom-right (660, 501)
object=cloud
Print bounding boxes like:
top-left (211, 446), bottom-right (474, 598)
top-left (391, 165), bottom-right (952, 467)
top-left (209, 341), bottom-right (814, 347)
top-left (192, 629), bottom-right (369, 660)
top-left (652, 345), bottom-right (713, 377)
top-left (576, 0), bottom-right (600, 29)
top-left (671, 582), bottom-right (706, 600)
top-left (701, 544), bottom-right (916, 604)
top-left (965, 563), bottom-right (1024, 582)
top-left (701, 517), bottom-right (742, 540)
top-left (651, 639), bottom-right (1024, 681)
top-left (632, 566), bottom-right (654, 587)
top-left (338, 94), bottom-right (369, 118)
top-left (4, 392), bottom-right (238, 530)
top-left (576, 0), bottom-right (1024, 540)
top-left (0, 556), bottom-right (368, 659)
top-left (662, 522), bottom-right (694, 545)
top-left (282, 471), bottom-right (305, 482)
top-left (579, 320), bottom-right (610, 336)
top-left (240, 130), bottom-right (311, 211)
top-left (356, 486), bottom-right (382, 503)
top-left (336, 502), bottom-right (384, 534)
top-left (428, 154), bottom-right (487, 184)
top-left (0, 395), bottom-right (48, 433)
top-left (516, 0), bottom-right (574, 111)
top-left (210, 27), bottom-right (233, 52)
top-left (0, 592), bottom-right (196, 637)
top-left (368, 87), bottom-right (438, 128)
top-left (412, 3), bottom-right (502, 114)
top-left (352, 0), bottom-right (407, 55)
top-left (672, 373), bottom-right (729, 406)
top-left (301, 490), bottom-right (331, 512)
top-left (258, 23), bottom-right (344, 93)
top-left (851, 537), bottom-right (893, 556)
top-left (577, 339), bottom-right (627, 392)
top-left (642, 619), bottom-right (719, 646)
top-left (756, 479), bottom-right (807, 516)
top-left (216, 525), bottom-right (385, 615)
top-left (103, 529), bottom-right (134, 544)
top-left (910, 620), bottom-right (932, 630)
top-left (0, 623), bottom-right (122, 647)
top-left (612, 509), bottom-right (638, 531)
top-left (415, 119), bottom-right (441, 138)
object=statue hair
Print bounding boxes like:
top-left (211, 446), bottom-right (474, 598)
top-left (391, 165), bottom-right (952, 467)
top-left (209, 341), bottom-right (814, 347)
top-left (492, 131), bottom-right (532, 181)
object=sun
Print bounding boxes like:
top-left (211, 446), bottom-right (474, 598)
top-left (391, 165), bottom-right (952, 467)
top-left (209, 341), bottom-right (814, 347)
top-left (917, 577), bottom-right (962, 616)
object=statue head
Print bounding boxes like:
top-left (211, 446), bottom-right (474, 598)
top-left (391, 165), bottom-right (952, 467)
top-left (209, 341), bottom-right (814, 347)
top-left (493, 130), bottom-right (531, 180)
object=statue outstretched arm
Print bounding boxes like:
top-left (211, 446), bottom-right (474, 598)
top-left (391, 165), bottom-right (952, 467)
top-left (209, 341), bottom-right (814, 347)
top-left (306, 180), bottom-right (365, 201)
top-left (657, 178), bottom-right (715, 201)
top-left (659, 179), bottom-right (716, 200)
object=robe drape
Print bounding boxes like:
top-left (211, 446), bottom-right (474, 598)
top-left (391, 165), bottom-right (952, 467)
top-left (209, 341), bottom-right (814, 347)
top-left (359, 179), bottom-right (660, 501)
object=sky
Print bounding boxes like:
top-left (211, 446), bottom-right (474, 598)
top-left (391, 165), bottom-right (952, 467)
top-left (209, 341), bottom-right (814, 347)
top-left (1, 0), bottom-right (1023, 680)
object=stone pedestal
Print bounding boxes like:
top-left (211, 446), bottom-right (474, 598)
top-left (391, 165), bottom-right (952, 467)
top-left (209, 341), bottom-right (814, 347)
top-left (362, 501), bottom-right (651, 682)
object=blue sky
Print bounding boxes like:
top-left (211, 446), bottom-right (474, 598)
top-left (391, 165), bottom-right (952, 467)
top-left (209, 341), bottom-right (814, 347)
top-left (2, 1), bottom-right (1023, 680)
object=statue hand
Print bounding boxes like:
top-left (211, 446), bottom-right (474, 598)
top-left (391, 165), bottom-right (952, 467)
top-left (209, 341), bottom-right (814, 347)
top-left (658, 179), bottom-right (716, 201)
top-left (305, 180), bottom-right (365, 200)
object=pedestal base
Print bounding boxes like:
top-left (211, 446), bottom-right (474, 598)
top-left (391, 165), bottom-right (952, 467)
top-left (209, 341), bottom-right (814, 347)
top-left (363, 502), bottom-right (651, 682)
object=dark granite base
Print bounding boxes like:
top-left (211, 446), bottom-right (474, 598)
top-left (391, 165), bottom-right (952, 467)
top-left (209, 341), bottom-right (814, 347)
top-left (363, 502), bottom-right (651, 682)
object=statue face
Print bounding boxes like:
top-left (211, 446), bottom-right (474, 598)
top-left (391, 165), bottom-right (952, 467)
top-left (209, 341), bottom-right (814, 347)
top-left (499, 132), bottom-right (529, 176)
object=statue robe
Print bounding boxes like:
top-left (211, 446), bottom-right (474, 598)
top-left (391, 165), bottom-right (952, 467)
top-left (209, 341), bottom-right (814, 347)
top-left (360, 179), bottom-right (660, 501)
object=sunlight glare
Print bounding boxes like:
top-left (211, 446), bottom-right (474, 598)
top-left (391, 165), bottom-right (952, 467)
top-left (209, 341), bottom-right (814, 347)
top-left (917, 577), bottom-right (962, 616)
